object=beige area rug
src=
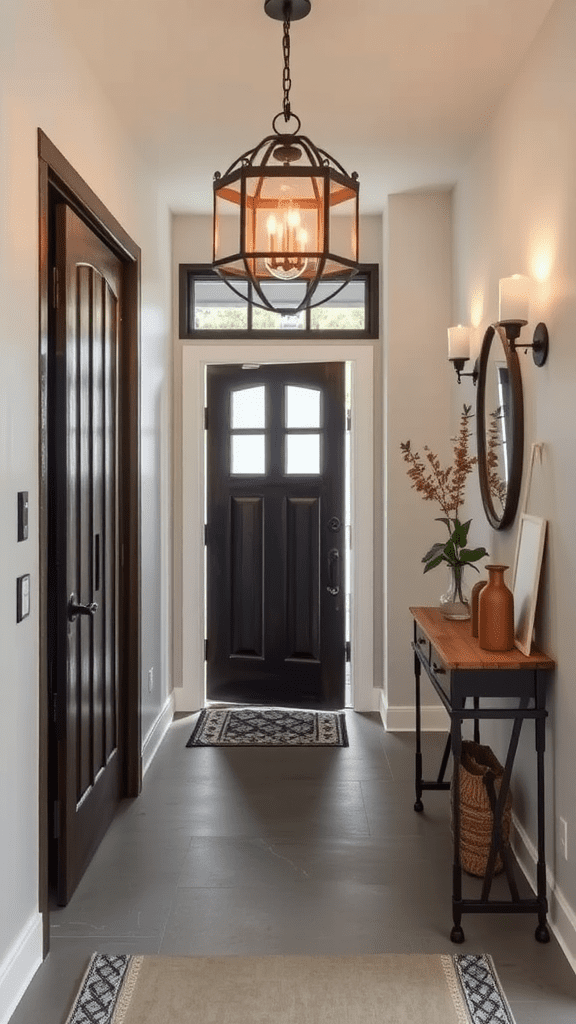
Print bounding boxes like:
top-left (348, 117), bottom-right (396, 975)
top-left (66, 952), bottom-right (516, 1024)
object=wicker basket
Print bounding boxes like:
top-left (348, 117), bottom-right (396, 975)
top-left (451, 740), bottom-right (512, 877)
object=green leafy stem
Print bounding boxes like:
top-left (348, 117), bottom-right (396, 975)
top-left (422, 518), bottom-right (489, 576)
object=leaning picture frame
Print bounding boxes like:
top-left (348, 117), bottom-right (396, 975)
top-left (512, 514), bottom-right (547, 656)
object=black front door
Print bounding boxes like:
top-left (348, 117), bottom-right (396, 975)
top-left (206, 361), bottom-right (346, 710)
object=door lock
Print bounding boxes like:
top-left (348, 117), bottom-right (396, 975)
top-left (327, 548), bottom-right (340, 595)
top-left (68, 595), bottom-right (98, 622)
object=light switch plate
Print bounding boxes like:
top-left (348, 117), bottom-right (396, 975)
top-left (17, 574), bottom-right (30, 622)
top-left (17, 491), bottom-right (29, 541)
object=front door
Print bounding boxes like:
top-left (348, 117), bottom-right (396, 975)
top-left (206, 361), bottom-right (346, 710)
top-left (50, 203), bottom-right (123, 904)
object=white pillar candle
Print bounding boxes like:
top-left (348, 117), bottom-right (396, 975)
top-left (499, 275), bottom-right (530, 322)
top-left (447, 325), bottom-right (470, 360)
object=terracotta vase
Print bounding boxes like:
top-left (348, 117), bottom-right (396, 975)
top-left (470, 579), bottom-right (487, 638)
top-left (478, 565), bottom-right (515, 652)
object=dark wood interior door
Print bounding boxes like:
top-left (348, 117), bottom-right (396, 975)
top-left (206, 362), bottom-right (346, 710)
top-left (50, 203), bottom-right (122, 904)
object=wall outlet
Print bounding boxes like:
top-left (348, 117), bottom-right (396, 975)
top-left (148, 667), bottom-right (154, 693)
top-left (559, 817), bottom-right (568, 860)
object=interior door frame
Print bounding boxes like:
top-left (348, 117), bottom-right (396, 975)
top-left (178, 343), bottom-right (375, 715)
top-left (38, 130), bottom-right (142, 954)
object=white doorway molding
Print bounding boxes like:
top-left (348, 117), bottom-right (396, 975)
top-left (178, 343), bottom-right (376, 714)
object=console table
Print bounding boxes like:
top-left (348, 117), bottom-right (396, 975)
top-left (410, 606), bottom-right (555, 944)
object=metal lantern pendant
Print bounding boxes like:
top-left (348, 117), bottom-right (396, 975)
top-left (213, 0), bottom-right (360, 316)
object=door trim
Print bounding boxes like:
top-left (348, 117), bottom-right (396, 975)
top-left (178, 344), bottom-right (375, 714)
top-left (38, 130), bottom-right (142, 954)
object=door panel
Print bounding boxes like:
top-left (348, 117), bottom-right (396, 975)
top-left (286, 497), bottom-right (320, 660)
top-left (52, 204), bottom-right (122, 904)
top-left (206, 362), bottom-right (345, 709)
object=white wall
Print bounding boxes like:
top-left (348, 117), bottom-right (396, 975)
top-left (383, 191), bottom-right (453, 729)
top-left (0, 1), bottom-right (171, 1018)
top-left (452, 0), bottom-right (576, 968)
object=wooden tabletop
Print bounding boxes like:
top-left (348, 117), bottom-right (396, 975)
top-left (410, 607), bottom-right (555, 671)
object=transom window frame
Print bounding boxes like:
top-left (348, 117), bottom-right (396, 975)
top-left (178, 263), bottom-right (379, 340)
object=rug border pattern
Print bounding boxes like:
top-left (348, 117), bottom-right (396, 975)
top-left (452, 953), bottom-right (517, 1024)
top-left (65, 953), bottom-right (132, 1024)
top-left (186, 707), bottom-right (349, 747)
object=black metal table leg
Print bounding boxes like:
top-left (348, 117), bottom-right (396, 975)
top-left (450, 697), bottom-right (465, 943)
top-left (414, 631), bottom-right (424, 812)
top-left (535, 669), bottom-right (550, 943)
top-left (481, 698), bottom-right (528, 903)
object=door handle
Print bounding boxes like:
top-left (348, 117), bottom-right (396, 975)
top-left (327, 548), bottom-right (340, 595)
top-left (68, 594), bottom-right (98, 622)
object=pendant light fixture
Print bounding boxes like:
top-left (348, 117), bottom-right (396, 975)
top-left (213, 0), bottom-right (360, 316)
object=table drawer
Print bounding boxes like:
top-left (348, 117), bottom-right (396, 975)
top-left (414, 624), bottom-right (431, 664)
top-left (429, 643), bottom-right (449, 684)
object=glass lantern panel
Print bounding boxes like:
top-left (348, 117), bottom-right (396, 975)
top-left (231, 434), bottom-right (266, 475)
top-left (285, 386), bottom-right (321, 428)
top-left (258, 279), bottom-right (307, 310)
top-left (231, 386), bottom-right (266, 429)
top-left (285, 434), bottom-right (321, 475)
top-left (250, 175), bottom-right (325, 273)
top-left (327, 189), bottom-right (358, 263)
top-left (214, 186), bottom-right (241, 263)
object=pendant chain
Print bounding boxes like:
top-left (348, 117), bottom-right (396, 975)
top-left (282, 16), bottom-right (292, 122)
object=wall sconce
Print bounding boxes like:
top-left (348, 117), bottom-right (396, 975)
top-left (497, 275), bottom-right (549, 366)
top-left (448, 325), bottom-right (479, 384)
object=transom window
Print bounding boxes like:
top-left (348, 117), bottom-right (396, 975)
top-left (229, 384), bottom-right (323, 476)
top-left (179, 264), bottom-right (378, 339)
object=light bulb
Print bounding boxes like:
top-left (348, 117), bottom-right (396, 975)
top-left (286, 209), bottom-right (301, 228)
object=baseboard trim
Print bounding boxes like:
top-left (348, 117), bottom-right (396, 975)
top-left (142, 692), bottom-right (175, 777)
top-left (0, 912), bottom-right (43, 1024)
top-left (379, 692), bottom-right (448, 732)
top-left (511, 815), bottom-right (576, 975)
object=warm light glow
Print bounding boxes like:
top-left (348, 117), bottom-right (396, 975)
top-left (469, 288), bottom-right (484, 329)
top-left (286, 209), bottom-right (301, 228)
top-left (530, 245), bottom-right (554, 283)
top-left (264, 190), bottom-right (310, 280)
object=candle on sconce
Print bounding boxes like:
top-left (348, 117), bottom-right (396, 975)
top-left (499, 275), bottom-right (530, 322)
top-left (447, 325), bottom-right (470, 361)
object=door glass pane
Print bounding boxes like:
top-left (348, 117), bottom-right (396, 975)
top-left (285, 386), bottom-right (321, 428)
top-left (231, 434), bottom-right (266, 475)
top-left (231, 386), bottom-right (266, 429)
top-left (286, 434), bottom-right (321, 474)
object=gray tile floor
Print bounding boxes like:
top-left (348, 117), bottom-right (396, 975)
top-left (9, 711), bottom-right (576, 1023)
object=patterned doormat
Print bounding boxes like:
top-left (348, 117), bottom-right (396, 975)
top-left (186, 707), bottom-right (348, 747)
top-left (65, 952), bottom-right (517, 1024)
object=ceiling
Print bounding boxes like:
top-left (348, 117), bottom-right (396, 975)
top-left (51, 0), bottom-right (555, 214)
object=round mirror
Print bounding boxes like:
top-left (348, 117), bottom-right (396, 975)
top-left (476, 323), bottom-right (524, 530)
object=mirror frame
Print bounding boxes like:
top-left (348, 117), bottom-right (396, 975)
top-left (476, 323), bottom-right (524, 530)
